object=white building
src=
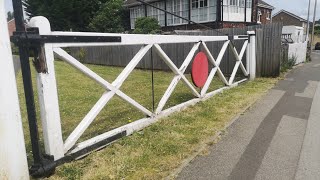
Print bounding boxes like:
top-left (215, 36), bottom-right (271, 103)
top-left (124, 0), bottom-right (261, 30)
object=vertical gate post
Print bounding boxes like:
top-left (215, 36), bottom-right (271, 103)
top-left (247, 31), bottom-right (256, 80)
top-left (28, 17), bottom-right (64, 160)
top-left (0, 1), bottom-right (29, 178)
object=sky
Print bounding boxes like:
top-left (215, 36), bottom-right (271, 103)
top-left (3, 0), bottom-right (320, 21)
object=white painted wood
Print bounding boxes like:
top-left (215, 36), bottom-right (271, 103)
top-left (28, 17), bottom-right (65, 159)
top-left (229, 41), bottom-right (249, 76)
top-left (216, 41), bottom-right (230, 65)
top-left (229, 61), bottom-right (241, 85)
top-left (248, 31), bottom-right (256, 80)
top-left (179, 42), bottom-right (201, 72)
top-left (201, 67), bottom-right (218, 96)
top-left (53, 48), bottom-right (152, 117)
top-left (246, 40), bottom-right (250, 73)
top-left (67, 79), bottom-right (248, 155)
top-left (153, 43), bottom-right (201, 114)
top-left (228, 40), bottom-right (250, 85)
top-left (27, 16), bottom-right (255, 158)
top-left (64, 91), bottom-right (115, 152)
top-left (0, 2), bottom-right (29, 178)
top-left (112, 45), bottom-right (152, 88)
top-left (155, 76), bottom-right (181, 114)
top-left (50, 31), bottom-right (229, 47)
top-left (238, 40), bottom-right (249, 76)
top-left (200, 42), bottom-right (229, 96)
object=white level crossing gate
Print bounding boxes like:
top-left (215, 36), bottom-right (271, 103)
top-left (29, 17), bottom-right (256, 162)
top-left (1, 14), bottom-right (256, 177)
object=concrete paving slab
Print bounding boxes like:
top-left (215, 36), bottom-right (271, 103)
top-left (295, 82), bottom-right (320, 180)
top-left (255, 115), bottom-right (307, 180)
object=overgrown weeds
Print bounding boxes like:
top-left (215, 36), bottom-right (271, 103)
top-left (281, 55), bottom-right (297, 72)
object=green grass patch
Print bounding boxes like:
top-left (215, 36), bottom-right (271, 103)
top-left (16, 61), bottom-right (278, 179)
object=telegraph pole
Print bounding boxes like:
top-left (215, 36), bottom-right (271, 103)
top-left (307, 0), bottom-right (312, 42)
top-left (311, 0), bottom-right (318, 47)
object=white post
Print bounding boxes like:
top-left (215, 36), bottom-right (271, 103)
top-left (28, 16), bottom-right (64, 160)
top-left (246, 38), bottom-right (250, 75)
top-left (247, 31), bottom-right (256, 80)
top-left (0, 1), bottom-right (29, 178)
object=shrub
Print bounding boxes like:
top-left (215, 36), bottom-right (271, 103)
top-left (281, 55), bottom-right (297, 72)
top-left (133, 17), bottom-right (161, 34)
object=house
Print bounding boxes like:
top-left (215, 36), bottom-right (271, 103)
top-left (272, 10), bottom-right (308, 34)
top-left (256, 0), bottom-right (274, 24)
top-left (124, 0), bottom-right (275, 31)
top-left (7, 18), bottom-right (16, 36)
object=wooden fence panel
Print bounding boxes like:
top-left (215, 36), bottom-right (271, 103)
top-left (69, 23), bottom-right (282, 77)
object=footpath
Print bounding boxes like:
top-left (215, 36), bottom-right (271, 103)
top-left (178, 52), bottom-right (320, 180)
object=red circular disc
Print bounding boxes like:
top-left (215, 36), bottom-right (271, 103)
top-left (191, 52), bottom-right (209, 88)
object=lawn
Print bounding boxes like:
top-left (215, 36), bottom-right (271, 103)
top-left (16, 60), bottom-right (279, 179)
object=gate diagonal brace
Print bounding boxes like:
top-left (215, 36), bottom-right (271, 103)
top-left (53, 46), bottom-right (153, 152)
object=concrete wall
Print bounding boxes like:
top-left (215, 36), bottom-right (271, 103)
top-left (288, 42), bottom-right (307, 64)
top-left (282, 26), bottom-right (305, 43)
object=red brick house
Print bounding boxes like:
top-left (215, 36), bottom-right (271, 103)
top-left (124, 0), bottom-right (274, 31)
top-left (256, 0), bottom-right (274, 24)
top-left (7, 19), bottom-right (16, 36)
top-left (272, 10), bottom-right (308, 34)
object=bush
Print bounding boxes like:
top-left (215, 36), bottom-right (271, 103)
top-left (11, 43), bottom-right (19, 55)
top-left (133, 17), bottom-right (161, 34)
top-left (281, 55), bottom-right (297, 72)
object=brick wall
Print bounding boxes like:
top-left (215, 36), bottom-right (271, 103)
top-left (258, 7), bottom-right (272, 24)
top-left (7, 19), bottom-right (16, 36)
top-left (252, 0), bottom-right (258, 23)
top-left (221, 22), bottom-right (246, 28)
top-left (272, 12), bottom-right (302, 27)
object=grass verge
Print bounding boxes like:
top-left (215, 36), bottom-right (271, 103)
top-left (16, 61), bottom-right (279, 179)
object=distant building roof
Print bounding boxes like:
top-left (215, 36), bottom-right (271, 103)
top-left (257, 0), bottom-right (275, 10)
top-left (272, 9), bottom-right (308, 22)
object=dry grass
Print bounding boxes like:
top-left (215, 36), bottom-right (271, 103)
top-left (312, 35), bottom-right (320, 46)
top-left (16, 61), bottom-right (279, 179)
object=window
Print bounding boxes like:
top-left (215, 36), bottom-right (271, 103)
top-left (192, 0), bottom-right (208, 9)
top-left (167, 0), bottom-right (189, 25)
top-left (192, 0), bottom-right (198, 8)
top-left (239, 0), bottom-right (245, 7)
top-left (229, 0), bottom-right (237, 6)
top-left (257, 10), bottom-right (262, 23)
top-left (246, 0), bottom-right (252, 8)
top-left (130, 6), bottom-right (145, 29)
top-left (266, 11), bottom-right (270, 20)
top-left (191, 0), bottom-right (215, 22)
top-left (146, 2), bottom-right (165, 26)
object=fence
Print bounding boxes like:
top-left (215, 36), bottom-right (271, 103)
top-left (12, 16), bottom-right (256, 177)
top-left (69, 23), bottom-right (282, 77)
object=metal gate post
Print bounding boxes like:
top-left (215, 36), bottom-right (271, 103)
top-left (0, 1), bottom-right (29, 178)
top-left (247, 31), bottom-right (256, 80)
top-left (28, 17), bottom-right (65, 160)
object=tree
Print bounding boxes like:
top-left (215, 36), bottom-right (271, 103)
top-left (133, 17), bottom-right (161, 34)
top-left (23, 0), bottom-right (107, 31)
top-left (7, 11), bottom-right (14, 21)
top-left (89, 0), bottom-right (129, 33)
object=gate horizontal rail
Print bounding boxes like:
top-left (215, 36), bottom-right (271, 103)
top-left (24, 16), bottom-right (256, 175)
